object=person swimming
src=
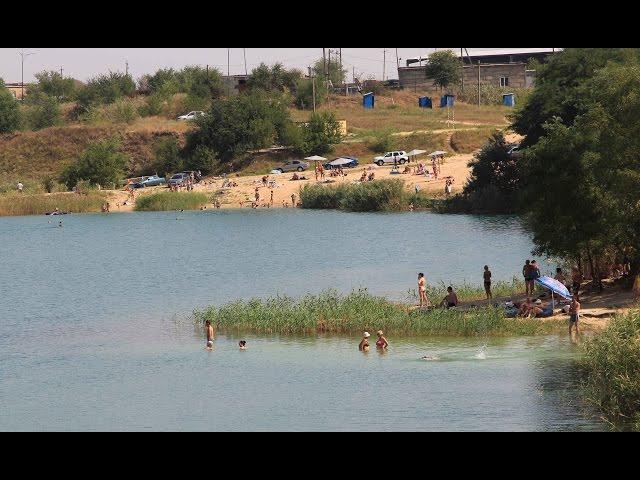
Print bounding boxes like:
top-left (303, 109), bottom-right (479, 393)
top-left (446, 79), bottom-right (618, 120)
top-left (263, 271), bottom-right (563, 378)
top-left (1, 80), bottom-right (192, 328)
top-left (359, 332), bottom-right (370, 352)
top-left (239, 340), bottom-right (247, 350)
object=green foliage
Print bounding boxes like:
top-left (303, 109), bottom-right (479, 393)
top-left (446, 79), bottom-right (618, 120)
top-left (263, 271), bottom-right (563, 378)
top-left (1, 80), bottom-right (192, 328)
top-left (0, 192), bottom-right (107, 216)
top-left (294, 111), bottom-right (343, 156)
top-left (135, 191), bottom-right (209, 211)
top-left (294, 77), bottom-right (327, 110)
top-left (247, 63), bottom-right (302, 93)
top-left (455, 85), bottom-right (531, 107)
top-left (23, 92), bottom-right (61, 130)
top-left (425, 50), bottom-right (461, 90)
top-left (186, 145), bottom-right (217, 174)
top-left (76, 72), bottom-right (136, 109)
top-left (153, 136), bottom-right (184, 177)
top-left (185, 90), bottom-right (292, 163)
top-left (33, 71), bottom-right (76, 100)
top-left (582, 310), bottom-right (640, 429)
top-left (41, 176), bottom-right (56, 193)
top-left (61, 138), bottom-right (129, 189)
top-left (138, 93), bottom-right (164, 117)
top-left (366, 128), bottom-right (394, 153)
top-left (194, 289), bottom-right (563, 336)
top-left (313, 56), bottom-right (347, 85)
top-left (460, 132), bottom-right (519, 213)
top-left (301, 179), bottom-right (405, 212)
top-left (0, 78), bottom-right (21, 133)
top-left (512, 48), bottom-right (640, 146)
top-left (110, 98), bottom-right (138, 124)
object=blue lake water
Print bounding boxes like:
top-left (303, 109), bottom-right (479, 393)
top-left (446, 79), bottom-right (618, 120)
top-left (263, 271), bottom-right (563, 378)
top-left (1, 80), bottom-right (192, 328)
top-left (0, 210), bottom-right (602, 431)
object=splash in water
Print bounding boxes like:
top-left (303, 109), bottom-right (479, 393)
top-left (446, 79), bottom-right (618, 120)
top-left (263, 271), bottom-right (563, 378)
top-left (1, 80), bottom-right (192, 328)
top-left (475, 345), bottom-right (488, 360)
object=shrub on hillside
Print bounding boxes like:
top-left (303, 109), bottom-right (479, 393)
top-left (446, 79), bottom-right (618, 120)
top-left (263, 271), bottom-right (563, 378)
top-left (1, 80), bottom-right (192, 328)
top-left (113, 99), bottom-right (139, 124)
top-left (0, 79), bottom-right (21, 133)
top-left (76, 72), bottom-right (136, 110)
top-left (153, 136), bottom-right (184, 177)
top-left (32, 71), bottom-right (76, 101)
top-left (23, 93), bottom-right (62, 130)
top-left (366, 129), bottom-right (394, 153)
top-left (61, 138), bottom-right (129, 189)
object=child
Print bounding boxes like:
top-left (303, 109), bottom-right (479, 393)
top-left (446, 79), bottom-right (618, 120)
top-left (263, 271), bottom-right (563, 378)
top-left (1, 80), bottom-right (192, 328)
top-left (205, 320), bottom-right (215, 349)
top-left (239, 340), bottom-right (247, 350)
top-left (569, 295), bottom-right (581, 336)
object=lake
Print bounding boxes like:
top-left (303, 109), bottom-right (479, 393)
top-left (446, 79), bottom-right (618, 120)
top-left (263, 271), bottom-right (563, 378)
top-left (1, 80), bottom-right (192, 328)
top-left (0, 210), bottom-right (601, 431)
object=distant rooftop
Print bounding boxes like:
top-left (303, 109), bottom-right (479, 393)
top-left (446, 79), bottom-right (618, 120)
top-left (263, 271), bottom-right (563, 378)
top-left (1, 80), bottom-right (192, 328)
top-left (405, 48), bottom-right (561, 66)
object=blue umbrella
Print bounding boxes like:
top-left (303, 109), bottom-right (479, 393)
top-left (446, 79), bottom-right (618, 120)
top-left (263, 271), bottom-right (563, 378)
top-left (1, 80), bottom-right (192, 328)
top-left (535, 276), bottom-right (572, 301)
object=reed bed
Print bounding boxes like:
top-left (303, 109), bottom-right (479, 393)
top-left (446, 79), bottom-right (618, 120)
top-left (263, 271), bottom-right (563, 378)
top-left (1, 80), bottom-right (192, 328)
top-left (0, 192), bottom-right (106, 216)
top-left (582, 310), bottom-right (640, 430)
top-left (300, 179), bottom-right (405, 212)
top-left (135, 191), bottom-right (209, 211)
top-left (408, 278), bottom-right (525, 304)
top-left (194, 289), bottom-right (564, 337)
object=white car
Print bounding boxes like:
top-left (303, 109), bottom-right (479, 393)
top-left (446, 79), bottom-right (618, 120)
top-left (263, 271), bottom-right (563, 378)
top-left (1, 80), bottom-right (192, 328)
top-left (373, 151), bottom-right (409, 166)
top-left (178, 111), bottom-right (206, 121)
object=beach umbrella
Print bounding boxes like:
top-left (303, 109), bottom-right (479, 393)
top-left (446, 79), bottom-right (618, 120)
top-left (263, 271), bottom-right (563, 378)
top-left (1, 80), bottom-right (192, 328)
top-left (407, 149), bottom-right (427, 157)
top-left (428, 151), bottom-right (447, 157)
top-left (305, 155), bottom-right (327, 162)
top-left (535, 276), bottom-right (572, 308)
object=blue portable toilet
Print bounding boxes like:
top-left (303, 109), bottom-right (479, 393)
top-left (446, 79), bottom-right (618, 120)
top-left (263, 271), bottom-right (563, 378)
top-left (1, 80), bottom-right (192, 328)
top-left (440, 94), bottom-right (455, 108)
top-left (363, 92), bottom-right (375, 109)
top-left (503, 93), bottom-right (515, 107)
top-left (418, 97), bottom-right (433, 109)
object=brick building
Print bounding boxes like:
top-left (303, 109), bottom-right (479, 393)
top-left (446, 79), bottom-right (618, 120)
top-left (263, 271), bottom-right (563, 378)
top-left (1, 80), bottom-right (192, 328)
top-left (398, 48), bottom-right (558, 91)
top-left (4, 83), bottom-right (27, 100)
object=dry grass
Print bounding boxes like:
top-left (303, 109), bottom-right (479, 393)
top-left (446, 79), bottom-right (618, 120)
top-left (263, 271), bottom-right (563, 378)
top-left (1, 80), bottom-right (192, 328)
top-left (450, 128), bottom-right (498, 154)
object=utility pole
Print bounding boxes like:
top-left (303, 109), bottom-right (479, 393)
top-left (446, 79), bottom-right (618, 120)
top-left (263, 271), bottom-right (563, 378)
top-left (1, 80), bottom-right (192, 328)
top-left (227, 48), bottom-right (231, 96)
top-left (323, 48), bottom-right (327, 83)
top-left (60, 67), bottom-right (63, 77)
top-left (395, 48), bottom-right (399, 69)
top-left (477, 61), bottom-right (481, 108)
top-left (460, 48), bottom-right (464, 93)
top-left (383, 48), bottom-right (387, 81)
top-left (125, 60), bottom-right (129, 76)
top-left (328, 48), bottom-right (332, 88)
top-left (309, 67), bottom-right (316, 113)
top-left (243, 48), bottom-right (248, 75)
top-left (19, 49), bottom-right (36, 101)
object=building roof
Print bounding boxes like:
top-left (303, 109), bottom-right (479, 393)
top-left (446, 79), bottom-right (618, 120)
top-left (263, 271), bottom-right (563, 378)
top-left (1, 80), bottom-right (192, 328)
top-left (406, 48), bottom-right (561, 66)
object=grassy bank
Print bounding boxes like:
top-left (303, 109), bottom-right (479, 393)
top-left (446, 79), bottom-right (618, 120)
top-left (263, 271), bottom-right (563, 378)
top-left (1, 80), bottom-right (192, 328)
top-left (0, 192), bottom-right (107, 216)
top-left (409, 278), bottom-right (525, 304)
top-left (300, 179), bottom-right (406, 212)
top-left (135, 191), bottom-right (209, 211)
top-left (194, 289), bottom-right (564, 336)
top-left (582, 310), bottom-right (640, 430)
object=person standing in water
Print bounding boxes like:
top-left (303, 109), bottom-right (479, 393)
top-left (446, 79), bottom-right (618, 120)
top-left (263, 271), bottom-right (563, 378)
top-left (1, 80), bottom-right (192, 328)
top-left (418, 273), bottom-right (429, 307)
top-left (359, 332), bottom-right (370, 352)
top-left (483, 265), bottom-right (492, 299)
top-left (376, 330), bottom-right (389, 350)
top-left (205, 320), bottom-right (215, 349)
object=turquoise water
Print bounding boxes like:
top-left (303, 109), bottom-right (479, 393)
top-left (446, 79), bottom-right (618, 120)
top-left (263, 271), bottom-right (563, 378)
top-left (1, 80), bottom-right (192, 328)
top-left (0, 210), bottom-right (601, 431)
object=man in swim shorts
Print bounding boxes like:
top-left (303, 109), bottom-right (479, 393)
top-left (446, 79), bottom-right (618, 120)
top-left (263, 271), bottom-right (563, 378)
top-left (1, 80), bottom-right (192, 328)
top-left (205, 320), bottom-right (215, 349)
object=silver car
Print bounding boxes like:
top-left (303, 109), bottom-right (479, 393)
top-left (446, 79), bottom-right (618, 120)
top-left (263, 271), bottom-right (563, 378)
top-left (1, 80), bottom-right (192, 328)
top-left (276, 160), bottom-right (310, 173)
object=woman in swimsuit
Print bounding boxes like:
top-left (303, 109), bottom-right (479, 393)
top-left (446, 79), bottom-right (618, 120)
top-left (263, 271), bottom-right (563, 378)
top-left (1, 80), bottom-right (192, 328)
top-left (359, 332), bottom-right (370, 352)
top-left (418, 273), bottom-right (429, 307)
top-left (376, 330), bottom-right (389, 350)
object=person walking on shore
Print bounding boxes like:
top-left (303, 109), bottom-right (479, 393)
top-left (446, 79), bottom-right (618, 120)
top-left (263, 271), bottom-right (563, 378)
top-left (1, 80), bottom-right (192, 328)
top-left (418, 273), bottom-right (429, 307)
top-left (569, 294), bottom-right (581, 336)
top-left (483, 265), bottom-right (492, 299)
top-left (17, 181), bottom-right (23, 193)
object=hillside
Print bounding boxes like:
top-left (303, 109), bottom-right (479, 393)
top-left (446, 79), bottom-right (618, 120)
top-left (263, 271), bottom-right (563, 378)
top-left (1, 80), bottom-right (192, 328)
top-left (0, 91), bottom-right (511, 192)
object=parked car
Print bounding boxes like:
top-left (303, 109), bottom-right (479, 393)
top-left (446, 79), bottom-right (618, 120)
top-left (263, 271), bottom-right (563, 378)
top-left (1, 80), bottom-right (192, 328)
top-left (132, 175), bottom-right (166, 189)
top-left (168, 173), bottom-right (190, 187)
top-left (324, 157), bottom-right (359, 170)
top-left (178, 111), bottom-right (206, 121)
top-left (275, 160), bottom-right (310, 173)
top-left (373, 151), bottom-right (409, 166)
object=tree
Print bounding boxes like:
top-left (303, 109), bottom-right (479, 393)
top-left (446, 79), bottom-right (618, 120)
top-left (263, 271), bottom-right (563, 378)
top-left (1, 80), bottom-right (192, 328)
top-left (247, 63), bottom-right (302, 93)
top-left (313, 57), bottom-right (346, 86)
top-left (76, 72), bottom-right (136, 109)
top-left (296, 111), bottom-right (343, 156)
top-left (185, 91), bottom-right (292, 164)
top-left (179, 66), bottom-right (224, 99)
top-left (33, 71), bottom-right (76, 100)
top-left (0, 79), bottom-right (21, 133)
top-left (462, 132), bottom-right (520, 213)
top-left (512, 48), bottom-right (640, 147)
top-left (61, 138), bottom-right (129, 189)
top-left (24, 92), bottom-right (61, 130)
top-left (425, 50), bottom-right (461, 91)
top-left (153, 136), bottom-right (184, 176)
top-left (294, 77), bottom-right (327, 110)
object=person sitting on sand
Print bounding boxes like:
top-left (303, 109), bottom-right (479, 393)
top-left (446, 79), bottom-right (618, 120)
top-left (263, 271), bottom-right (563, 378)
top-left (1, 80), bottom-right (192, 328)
top-left (442, 287), bottom-right (459, 309)
top-left (368, 172), bottom-right (375, 182)
top-left (376, 330), bottom-right (389, 350)
top-left (519, 297), bottom-right (533, 317)
top-left (359, 332), bottom-right (370, 352)
top-left (418, 273), bottom-right (429, 307)
top-left (239, 340), bottom-right (247, 350)
top-left (403, 166), bottom-right (411, 174)
top-left (360, 171), bottom-right (367, 182)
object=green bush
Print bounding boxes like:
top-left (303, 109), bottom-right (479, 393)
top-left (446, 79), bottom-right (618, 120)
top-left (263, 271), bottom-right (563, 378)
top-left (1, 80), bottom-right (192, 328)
top-left (135, 191), bottom-right (209, 211)
top-left (366, 129), bottom-right (394, 153)
top-left (61, 138), bottom-right (129, 189)
top-left (23, 93), bottom-right (61, 130)
top-left (76, 72), bottom-right (136, 109)
top-left (582, 310), bottom-right (640, 429)
top-left (153, 136), bottom-right (184, 177)
top-left (301, 179), bottom-right (405, 212)
top-left (113, 99), bottom-right (139, 124)
top-left (0, 78), bottom-right (21, 133)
